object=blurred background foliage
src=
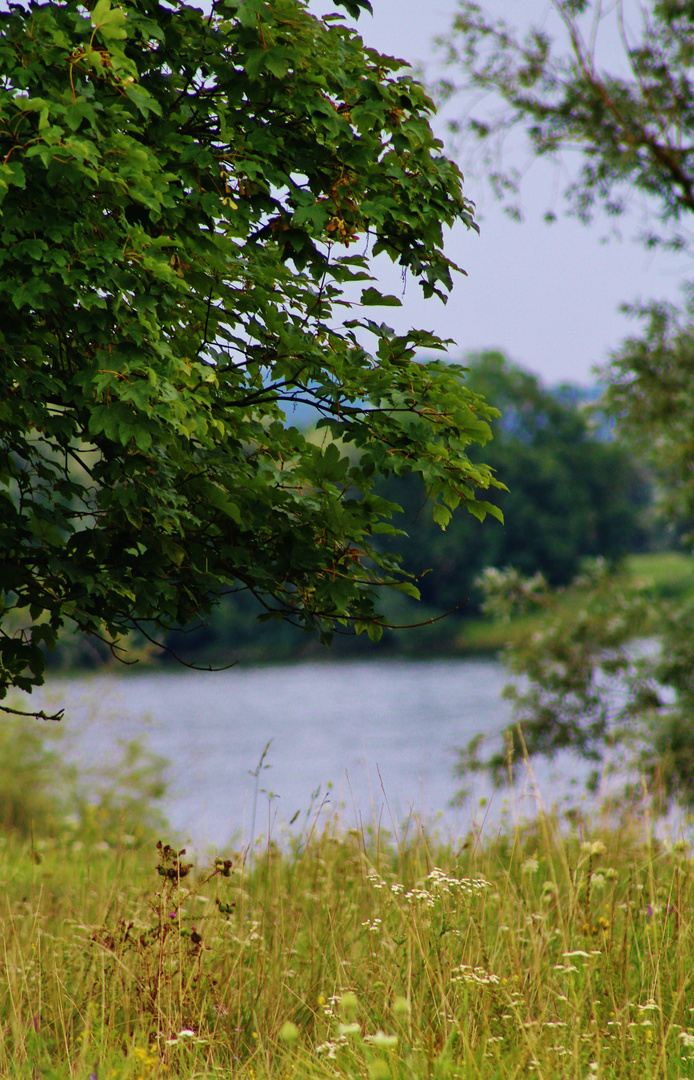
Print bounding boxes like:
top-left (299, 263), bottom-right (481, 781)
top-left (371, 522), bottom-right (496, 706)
top-left (0, 712), bottom-right (168, 843)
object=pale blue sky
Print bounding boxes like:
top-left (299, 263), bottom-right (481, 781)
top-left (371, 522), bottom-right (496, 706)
top-left (310, 0), bottom-right (688, 385)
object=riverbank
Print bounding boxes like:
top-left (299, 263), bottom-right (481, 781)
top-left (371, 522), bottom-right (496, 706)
top-left (6, 803), bottom-right (694, 1079)
top-left (454, 551), bottom-right (694, 654)
top-left (39, 551), bottom-right (694, 675)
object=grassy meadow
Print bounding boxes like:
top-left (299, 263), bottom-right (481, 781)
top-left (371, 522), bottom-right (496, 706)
top-left (4, 792), bottom-right (694, 1079)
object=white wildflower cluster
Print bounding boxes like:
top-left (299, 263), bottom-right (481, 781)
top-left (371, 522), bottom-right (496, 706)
top-left (361, 918), bottom-right (382, 933)
top-left (451, 964), bottom-right (500, 987)
top-left (316, 1038), bottom-right (344, 1058)
top-left (366, 870), bottom-right (385, 889)
top-left (165, 1028), bottom-right (207, 1046)
top-left (679, 1031), bottom-right (694, 1049)
top-left (404, 887), bottom-right (436, 908)
top-left (426, 869), bottom-right (492, 896)
top-left (323, 994), bottom-right (342, 1019)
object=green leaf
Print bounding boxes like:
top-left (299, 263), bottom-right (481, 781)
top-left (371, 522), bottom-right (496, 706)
top-left (432, 504), bottom-right (452, 529)
top-left (361, 287), bottom-right (402, 307)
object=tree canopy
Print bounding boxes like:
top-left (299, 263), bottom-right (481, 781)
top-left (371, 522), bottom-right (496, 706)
top-left (0, 0), bottom-right (503, 715)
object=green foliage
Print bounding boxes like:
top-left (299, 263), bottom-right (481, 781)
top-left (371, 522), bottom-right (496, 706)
top-left (0, 706), bottom-right (168, 839)
top-left (605, 298), bottom-right (694, 533)
top-left (0, 0), bottom-right (501, 712)
top-left (156, 353), bottom-right (651, 666)
top-left (459, 557), bottom-right (694, 808)
top-left (0, 716), bottom-right (71, 835)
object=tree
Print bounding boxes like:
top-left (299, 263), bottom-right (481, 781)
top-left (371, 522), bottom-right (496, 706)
top-left (440, 0), bottom-right (694, 805)
top-left (0, 0), bottom-right (504, 717)
top-left (437, 0), bottom-right (694, 251)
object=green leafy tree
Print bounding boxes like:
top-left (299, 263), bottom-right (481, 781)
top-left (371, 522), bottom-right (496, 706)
top-left (440, 0), bottom-right (694, 805)
top-left (0, 0), bottom-right (504, 716)
top-left (437, 0), bottom-right (694, 250)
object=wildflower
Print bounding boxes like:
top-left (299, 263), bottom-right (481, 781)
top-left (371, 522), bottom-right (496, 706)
top-left (364, 1032), bottom-right (398, 1048)
top-left (452, 964), bottom-right (500, 986)
top-left (279, 1021), bottom-right (299, 1044)
top-left (581, 840), bottom-right (607, 858)
top-left (679, 1031), bottom-right (694, 1047)
top-left (522, 857), bottom-right (539, 874)
top-left (316, 1041), bottom-right (340, 1058)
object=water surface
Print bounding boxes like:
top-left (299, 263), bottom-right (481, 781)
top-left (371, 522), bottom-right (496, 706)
top-left (29, 658), bottom-right (553, 848)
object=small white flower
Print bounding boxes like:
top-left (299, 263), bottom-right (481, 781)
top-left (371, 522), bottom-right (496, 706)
top-left (364, 1032), bottom-right (398, 1048)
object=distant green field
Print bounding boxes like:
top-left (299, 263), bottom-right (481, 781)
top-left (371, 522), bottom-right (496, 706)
top-left (454, 551), bottom-right (694, 654)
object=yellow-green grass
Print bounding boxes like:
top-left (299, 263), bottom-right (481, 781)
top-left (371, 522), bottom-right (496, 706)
top-left (5, 805), bottom-right (694, 1079)
top-left (455, 551), bottom-right (694, 653)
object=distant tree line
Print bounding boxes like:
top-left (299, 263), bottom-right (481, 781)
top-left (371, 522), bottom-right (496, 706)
top-left (376, 352), bottom-right (653, 612)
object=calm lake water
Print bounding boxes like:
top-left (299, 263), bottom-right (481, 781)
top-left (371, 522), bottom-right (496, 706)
top-left (27, 657), bottom-right (581, 849)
